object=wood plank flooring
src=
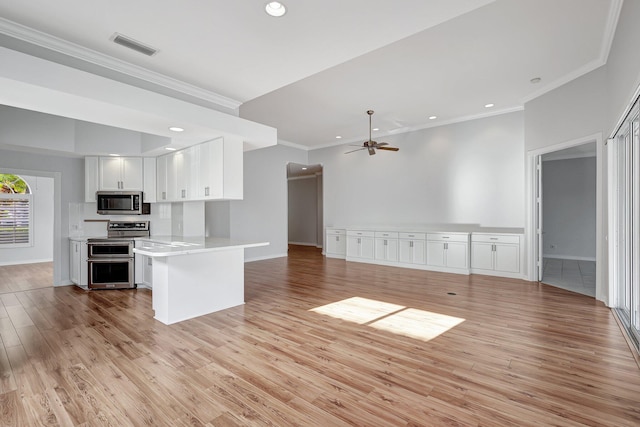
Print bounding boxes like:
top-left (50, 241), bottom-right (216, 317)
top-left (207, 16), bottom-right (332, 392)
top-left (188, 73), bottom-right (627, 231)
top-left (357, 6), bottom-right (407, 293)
top-left (0, 262), bottom-right (53, 294)
top-left (0, 246), bottom-right (639, 426)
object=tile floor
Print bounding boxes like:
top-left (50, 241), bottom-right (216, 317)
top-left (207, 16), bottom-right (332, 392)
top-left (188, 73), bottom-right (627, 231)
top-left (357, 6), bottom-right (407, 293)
top-left (542, 258), bottom-right (596, 297)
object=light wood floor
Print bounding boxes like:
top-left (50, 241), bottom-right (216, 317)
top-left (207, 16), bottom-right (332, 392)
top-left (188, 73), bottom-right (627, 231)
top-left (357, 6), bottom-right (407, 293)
top-left (0, 246), bottom-right (639, 426)
top-left (0, 262), bottom-right (53, 294)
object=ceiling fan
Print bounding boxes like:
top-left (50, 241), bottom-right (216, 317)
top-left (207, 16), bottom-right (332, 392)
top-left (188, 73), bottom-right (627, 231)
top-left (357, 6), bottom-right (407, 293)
top-left (345, 110), bottom-right (400, 155)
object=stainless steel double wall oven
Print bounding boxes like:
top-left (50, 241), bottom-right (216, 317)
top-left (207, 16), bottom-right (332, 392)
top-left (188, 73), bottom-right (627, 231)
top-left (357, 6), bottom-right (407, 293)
top-left (87, 221), bottom-right (149, 289)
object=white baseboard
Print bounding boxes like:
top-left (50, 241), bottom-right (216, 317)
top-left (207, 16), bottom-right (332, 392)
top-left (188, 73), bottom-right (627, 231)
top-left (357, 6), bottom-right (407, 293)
top-left (0, 258), bottom-right (53, 266)
top-left (543, 254), bottom-right (596, 262)
top-left (245, 253), bottom-right (288, 263)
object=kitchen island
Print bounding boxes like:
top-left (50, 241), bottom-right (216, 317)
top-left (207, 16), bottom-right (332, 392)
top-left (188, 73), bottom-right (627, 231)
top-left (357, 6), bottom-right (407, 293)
top-left (134, 237), bottom-right (269, 325)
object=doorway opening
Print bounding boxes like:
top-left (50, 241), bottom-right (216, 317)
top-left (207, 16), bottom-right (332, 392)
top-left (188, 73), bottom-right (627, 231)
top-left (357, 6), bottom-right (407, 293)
top-left (526, 133), bottom-right (604, 300)
top-left (287, 163), bottom-right (323, 250)
top-left (540, 143), bottom-right (597, 297)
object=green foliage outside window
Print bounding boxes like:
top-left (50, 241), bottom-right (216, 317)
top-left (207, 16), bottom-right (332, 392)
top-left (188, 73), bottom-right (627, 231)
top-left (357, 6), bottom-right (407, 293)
top-left (0, 174), bottom-right (30, 194)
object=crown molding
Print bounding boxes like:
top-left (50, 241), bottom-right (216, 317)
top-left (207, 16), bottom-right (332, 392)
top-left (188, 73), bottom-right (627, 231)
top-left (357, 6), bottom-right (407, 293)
top-left (0, 17), bottom-right (242, 110)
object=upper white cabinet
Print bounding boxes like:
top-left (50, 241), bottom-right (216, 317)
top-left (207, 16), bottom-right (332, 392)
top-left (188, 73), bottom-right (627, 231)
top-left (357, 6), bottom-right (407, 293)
top-left (99, 157), bottom-right (143, 191)
top-left (325, 228), bottom-right (346, 259)
top-left (85, 156), bottom-right (146, 202)
top-left (156, 137), bottom-right (243, 202)
top-left (471, 234), bottom-right (521, 278)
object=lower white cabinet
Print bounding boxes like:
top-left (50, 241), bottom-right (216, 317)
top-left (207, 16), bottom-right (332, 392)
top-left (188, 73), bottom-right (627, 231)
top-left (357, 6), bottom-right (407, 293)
top-left (375, 232), bottom-right (399, 262)
top-left (398, 232), bottom-right (426, 265)
top-left (346, 230), bottom-right (375, 260)
top-left (325, 228), bottom-right (346, 259)
top-left (471, 234), bottom-right (521, 278)
top-left (69, 239), bottom-right (87, 288)
top-left (426, 233), bottom-right (469, 272)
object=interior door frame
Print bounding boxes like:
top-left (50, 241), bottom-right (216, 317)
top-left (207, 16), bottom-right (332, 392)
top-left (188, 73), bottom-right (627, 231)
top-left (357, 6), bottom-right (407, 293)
top-left (525, 132), bottom-right (605, 301)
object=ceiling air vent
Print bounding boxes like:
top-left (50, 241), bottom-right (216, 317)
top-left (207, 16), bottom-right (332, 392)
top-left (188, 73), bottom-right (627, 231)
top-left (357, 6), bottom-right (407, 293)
top-left (111, 33), bottom-right (158, 56)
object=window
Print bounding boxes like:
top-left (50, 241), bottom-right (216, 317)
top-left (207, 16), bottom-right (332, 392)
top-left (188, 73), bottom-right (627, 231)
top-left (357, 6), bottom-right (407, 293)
top-left (0, 174), bottom-right (32, 247)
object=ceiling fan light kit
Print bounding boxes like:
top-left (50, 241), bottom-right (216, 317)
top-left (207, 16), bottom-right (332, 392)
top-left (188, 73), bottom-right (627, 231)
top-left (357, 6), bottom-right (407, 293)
top-left (345, 110), bottom-right (400, 155)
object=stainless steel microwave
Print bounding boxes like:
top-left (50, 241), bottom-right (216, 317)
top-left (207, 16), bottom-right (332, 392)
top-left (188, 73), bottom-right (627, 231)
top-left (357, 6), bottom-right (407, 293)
top-left (96, 191), bottom-right (144, 215)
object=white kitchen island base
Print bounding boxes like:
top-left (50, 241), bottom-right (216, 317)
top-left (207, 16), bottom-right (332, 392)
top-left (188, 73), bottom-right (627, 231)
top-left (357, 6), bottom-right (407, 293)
top-left (133, 237), bottom-right (268, 325)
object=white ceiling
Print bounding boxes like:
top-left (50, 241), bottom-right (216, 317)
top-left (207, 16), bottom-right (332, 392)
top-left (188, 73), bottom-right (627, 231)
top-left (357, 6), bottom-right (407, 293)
top-left (0, 0), bottom-right (622, 153)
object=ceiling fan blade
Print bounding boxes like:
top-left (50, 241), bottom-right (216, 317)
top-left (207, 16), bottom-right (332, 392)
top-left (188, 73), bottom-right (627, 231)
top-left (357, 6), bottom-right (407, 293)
top-left (368, 147), bottom-right (376, 155)
top-left (376, 142), bottom-right (388, 146)
top-left (344, 147), bottom-right (366, 154)
top-left (377, 146), bottom-right (399, 151)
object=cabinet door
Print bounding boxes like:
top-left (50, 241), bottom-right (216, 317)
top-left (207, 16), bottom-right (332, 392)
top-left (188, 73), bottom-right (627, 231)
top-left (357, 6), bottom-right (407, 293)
top-left (471, 242), bottom-right (494, 270)
top-left (143, 157), bottom-right (156, 203)
top-left (399, 240), bottom-right (412, 263)
top-left (412, 240), bottom-right (426, 264)
top-left (494, 244), bottom-right (519, 273)
top-left (143, 256), bottom-right (153, 287)
top-left (346, 236), bottom-right (361, 258)
top-left (360, 237), bottom-right (375, 259)
top-left (166, 151), bottom-right (182, 201)
top-left (386, 239), bottom-right (398, 262)
top-left (426, 241), bottom-right (446, 267)
top-left (69, 241), bottom-right (80, 284)
top-left (99, 157), bottom-right (123, 190)
top-left (199, 139), bottom-right (224, 199)
top-left (84, 157), bottom-right (99, 202)
top-left (375, 238), bottom-right (387, 260)
top-left (120, 157), bottom-right (143, 190)
top-left (326, 234), bottom-right (346, 256)
top-left (156, 155), bottom-right (168, 201)
top-left (445, 242), bottom-right (468, 269)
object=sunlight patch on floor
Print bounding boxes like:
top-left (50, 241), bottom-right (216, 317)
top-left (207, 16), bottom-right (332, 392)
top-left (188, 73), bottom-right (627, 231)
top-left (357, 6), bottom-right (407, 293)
top-left (310, 297), bottom-right (465, 342)
top-left (310, 296), bottom-right (404, 324)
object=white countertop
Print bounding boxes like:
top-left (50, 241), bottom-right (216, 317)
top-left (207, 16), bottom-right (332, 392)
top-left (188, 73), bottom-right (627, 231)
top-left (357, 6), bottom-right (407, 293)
top-left (327, 225), bottom-right (525, 234)
top-left (133, 236), bottom-right (269, 257)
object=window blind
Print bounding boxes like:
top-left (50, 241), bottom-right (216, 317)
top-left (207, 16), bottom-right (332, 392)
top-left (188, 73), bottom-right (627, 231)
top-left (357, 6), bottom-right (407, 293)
top-left (0, 194), bottom-right (31, 245)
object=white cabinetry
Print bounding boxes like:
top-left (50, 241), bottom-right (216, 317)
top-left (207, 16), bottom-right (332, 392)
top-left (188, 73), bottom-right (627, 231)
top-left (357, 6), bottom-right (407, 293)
top-left (155, 138), bottom-right (243, 202)
top-left (325, 228), bottom-right (346, 259)
top-left (85, 156), bottom-right (148, 202)
top-left (143, 158), bottom-right (157, 203)
top-left (135, 253), bottom-right (153, 288)
top-left (398, 232), bottom-right (426, 265)
top-left (346, 230), bottom-right (375, 261)
top-left (99, 157), bottom-right (143, 191)
top-left (471, 234), bottom-right (521, 278)
top-left (69, 239), bottom-right (87, 288)
top-left (375, 231), bottom-right (398, 263)
top-left (426, 233), bottom-right (469, 273)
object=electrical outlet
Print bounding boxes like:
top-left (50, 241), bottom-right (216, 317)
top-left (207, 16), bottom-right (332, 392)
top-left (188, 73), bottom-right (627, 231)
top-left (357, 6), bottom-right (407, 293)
top-left (550, 244), bottom-right (556, 249)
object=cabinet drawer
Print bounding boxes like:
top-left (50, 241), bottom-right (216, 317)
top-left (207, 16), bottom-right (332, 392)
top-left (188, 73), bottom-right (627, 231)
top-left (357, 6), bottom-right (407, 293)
top-left (472, 234), bottom-right (520, 244)
top-left (427, 233), bottom-right (469, 243)
top-left (399, 232), bottom-right (426, 240)
top-left (347, 230), bottom-right (375, 238)
top-left (326, 229), bottom-right (346, 236)
top-left (375, 231), bottom-right (398, 239)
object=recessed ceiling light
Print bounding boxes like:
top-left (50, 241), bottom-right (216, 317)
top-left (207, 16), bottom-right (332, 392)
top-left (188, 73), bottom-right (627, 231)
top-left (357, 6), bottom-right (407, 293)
top-left (484, 103), bottom-right (494, 108)
top-left (169, 126), bottom-right (184, 132)
top-left (301, 167), bottom-right (308, 170)
top-left (530, 77), bottom-right (542, 84)
top-left (165, 147), bottom-right (177, 151)
top-left (265, 2), bottom-right (286, 17)
top-left (429, 116), bottom-right (437, 120)
top-left (373, 128), bottom-right (379, 131)
top-left (336, 136), bottom-right (342, 139)
top-left (108, 153), bottom-right (119, 156)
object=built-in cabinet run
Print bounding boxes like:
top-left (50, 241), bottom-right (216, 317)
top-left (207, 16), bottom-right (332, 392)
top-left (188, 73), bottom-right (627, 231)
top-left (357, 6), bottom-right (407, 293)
top-left (84, 156), bottom-right (152, 202)
top-left (326, 227), bottom-right (524, 278)
top-left (69, 238), bottom-right (88, 288)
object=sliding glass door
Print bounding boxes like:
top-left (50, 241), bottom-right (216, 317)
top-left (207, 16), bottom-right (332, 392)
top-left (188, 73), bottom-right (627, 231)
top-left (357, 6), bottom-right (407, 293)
top-left (611, 98), bottom-right (640, 350)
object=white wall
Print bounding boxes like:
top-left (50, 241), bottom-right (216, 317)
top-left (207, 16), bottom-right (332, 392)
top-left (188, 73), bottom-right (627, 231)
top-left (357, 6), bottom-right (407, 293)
top-left (230, 144), bottom-right (308, 261)
top-left (288, 176), bottom-right (318, 246)
top-left (542, 157), bottom-right (596, 260)
top-left (0, 149), bottom-right (84, 285)
top-left (0, 175), bottom-right (54, 265)
top-left (310, 111), bottom-right (525, 229)
top-left (205, 201), bottom-right (231, 238)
